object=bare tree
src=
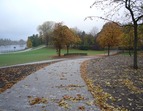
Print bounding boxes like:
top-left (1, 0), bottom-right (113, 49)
top-left (37, 21), bottom-right (55, 46)
top-left (90, 26), bottom-right (98, 37)
top-left (88, 0), bottom-right (143, 69)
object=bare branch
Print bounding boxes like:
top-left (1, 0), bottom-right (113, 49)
top-left (136, 15), bottom-right (143, 22)
top-left (84, 16), bottom-right (121, 25)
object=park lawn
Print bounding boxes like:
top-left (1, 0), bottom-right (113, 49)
top-left (121, 50), bottom-right (143, 56)
top-left (0, 47), bottom-right (55, 67)
top-left (0, 47), bottom-right (104, 67)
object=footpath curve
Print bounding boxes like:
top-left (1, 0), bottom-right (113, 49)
top-left (0, 58), bottom-right (100, 111)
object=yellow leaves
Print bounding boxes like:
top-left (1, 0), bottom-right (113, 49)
top-left (28, 96), bottom-right (48, 105)
top-left (81, 55), bottom-right (143, 111)
top-left (56, 84), bottom-right (84, 91)
top-left (105, 81), bottom-right (111, 87)
top-left (122, 79), bottom-right (143, 94)
top-left (57, 94), bottom-right (85, 109)
top-left (63, 95), bottom-right (73, 100)
top-left (97, 22), bottom-right (122, 48)
top-left (58, 99), bottom-right (69, 109)
top-left (78, 106), bottom-right (85, 110)
top-left (120, 25), bottom-right (134, 48)
top-left (80, 60), bottom-right (121, 111)
top-left (75, 94), bottom-right (85, 101)
top-left (67, 84), bottom-right (84, 88)
top-left (53, 23), bottom-right (81, 53)
top-left (86, 100), bottom-right (94, 106)
top-left (27, 37), bottom-right (32, 48)
top-left (62, 94), bottom-right (85, 102)
top-left (92, 85), bottom-right (115, 106)
top-left (0, 83), bottom-right (13, 93)
top-left (27, 94), bottom-right (86, 110)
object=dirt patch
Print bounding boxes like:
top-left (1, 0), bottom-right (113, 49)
top-left (81, 54), bottom-right (143, 111)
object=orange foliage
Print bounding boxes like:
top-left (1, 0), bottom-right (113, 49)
top-left (97, 22), bottom-right (122, 48)
top-left (53, 23), bottom-right (80, 56)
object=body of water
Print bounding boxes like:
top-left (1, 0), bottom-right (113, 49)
top-left (0, 44), bottom-right (27, 53)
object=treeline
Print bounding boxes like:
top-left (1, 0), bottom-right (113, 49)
top-left (96, 22), bottom-right (143, 56)
top-left (0, 39), bottom-right (26, 46)
top-left (27, 34), bottom-right (44, 48)
top-left (26, 21), bottom-right (143, 56)
top-left (76, 31), bottom-right (100, 50)
top-left (26, 21), bottom-right (100, 51)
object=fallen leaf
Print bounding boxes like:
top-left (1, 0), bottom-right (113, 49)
top-left (63, 95), bottom-right (73, 100)
top-left (86, 100), bottom-right (94, 106)
top-left (58, 99), bottom-right (69, 109)
top-left (78, 106), bottom-right (85, 110)
top-left (28, 96), bottom-right (48, 105)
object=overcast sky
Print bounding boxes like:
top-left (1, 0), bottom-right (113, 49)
top-left (0, 0), bottom-right (105, 41)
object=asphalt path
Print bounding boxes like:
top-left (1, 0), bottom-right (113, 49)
top-left (0, 58), bottom-right (100, 111)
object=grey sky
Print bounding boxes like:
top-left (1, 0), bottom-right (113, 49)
top-left (0, 0), bottom-right (105, 41)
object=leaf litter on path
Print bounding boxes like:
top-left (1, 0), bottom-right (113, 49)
top-left (28, 96), bottom-right (48, 105)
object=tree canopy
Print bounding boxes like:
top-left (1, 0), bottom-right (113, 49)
top-left (97, 22), bottom-right (122, 55)
top-left (53, 23), bottom-right (81, 56)
top-left (37, 21), bottom-right (55, 46)
top-left (26, 34), bottom-right (43, 47)
top-left (90, 0), bottom-right (143, 69)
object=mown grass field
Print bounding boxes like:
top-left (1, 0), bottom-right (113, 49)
top-left (0, 47), bottom-right (105, 67)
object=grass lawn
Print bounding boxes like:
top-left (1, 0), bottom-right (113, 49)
top-left (0, 47), bottom-right (104, 67)
top-left (121, 50), bottom-right (143, 56)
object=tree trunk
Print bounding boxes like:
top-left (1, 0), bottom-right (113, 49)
top-left (58, 48), bottom-right (61, 57)
top-left (129, 48), bottom-right (132, 56)
top-left (133, 23), bottom-right (138, 69)
top-left (129, 35), bottom-right (132, 56)
top-left (125, 0), bottom-right (139, 69)
top-left (107, 45), bottom-right (110, 56)
top-left (67, 45), bottom-right (69, 54)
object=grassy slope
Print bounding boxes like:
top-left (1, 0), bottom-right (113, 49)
top-left (0, 47), bottom-right (104, 67)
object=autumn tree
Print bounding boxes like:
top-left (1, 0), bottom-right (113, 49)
top-left (97, 22), bottom-right (122, 56)
top-left (70, 27), bottom-right (82, 48)
top-left (27, 37), bottom-right (32, 48)
top-left (138, 24), bottom-right (143, 49)
top-left (120, 25), bottom-right (134, 56)
top-left (64, 28), bottom-right (81, 54)
top-left (53, 23), bottom-right (80, 56)
top-left (37, 21), bottom-right (55, 46)
top-left (124, 0), bottom-right (143, 69)
top-left (89, 0), bottom-right (143, 69)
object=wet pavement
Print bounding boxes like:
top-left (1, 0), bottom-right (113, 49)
top-left (0, 58), bottom-right (100, 111)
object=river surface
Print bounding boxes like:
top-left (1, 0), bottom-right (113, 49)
top-left (0, 44), bottom-right (26, 53)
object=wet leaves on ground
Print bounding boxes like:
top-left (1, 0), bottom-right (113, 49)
top-left (78, 106), bottom-right (85, 110)
top-left (81, 54), bottom-right (143, 111)
top-left (56, 84), bottom-right (84, 90)
top-left (28, 96), bottom-right (48, 105)
top-left (0, 63), bottom-right (54, 93)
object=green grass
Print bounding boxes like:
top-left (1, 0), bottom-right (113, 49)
top-left (0, 47), bottom-right (104, 67)
top-left (120, 50), bottom-right (143, 56)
